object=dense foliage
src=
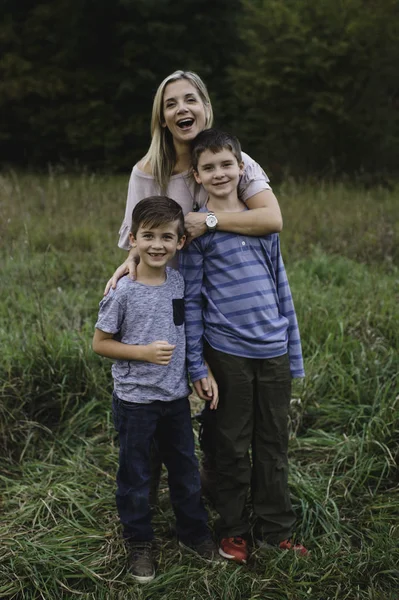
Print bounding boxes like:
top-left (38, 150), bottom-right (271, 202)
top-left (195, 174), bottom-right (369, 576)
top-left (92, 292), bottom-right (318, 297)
top-left (0, 0), bottom-right (238, 170)
top-left (229, 0), bottom-right (399, 178)
top-left (1, 0), bottom-right (398, 177)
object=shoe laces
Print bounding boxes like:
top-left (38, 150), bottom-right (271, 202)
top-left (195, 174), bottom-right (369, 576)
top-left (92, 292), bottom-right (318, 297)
top-left (231, 536), bottom-right (246, 546)
top-left (130, 541), bottom-right (152, 561)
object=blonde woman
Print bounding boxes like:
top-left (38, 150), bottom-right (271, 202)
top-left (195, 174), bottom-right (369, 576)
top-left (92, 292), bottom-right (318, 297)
top-left (105, 69), bottom-right (282, 290)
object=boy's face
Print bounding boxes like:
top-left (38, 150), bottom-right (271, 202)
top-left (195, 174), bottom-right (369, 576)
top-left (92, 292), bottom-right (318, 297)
top-left (129, 220), bottom-right (185, 270)
top-left (193, 148), bottom-right (244, 198)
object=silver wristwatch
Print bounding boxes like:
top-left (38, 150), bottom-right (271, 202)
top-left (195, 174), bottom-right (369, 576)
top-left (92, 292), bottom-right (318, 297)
top-left (205, 212), bottom-right (218, 232)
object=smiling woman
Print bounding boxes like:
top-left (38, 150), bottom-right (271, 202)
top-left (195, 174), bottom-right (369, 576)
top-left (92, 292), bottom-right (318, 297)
top-left (105, 69), bottom-right (283, 291)
top-left (162, 79), bottom-right (208, 147)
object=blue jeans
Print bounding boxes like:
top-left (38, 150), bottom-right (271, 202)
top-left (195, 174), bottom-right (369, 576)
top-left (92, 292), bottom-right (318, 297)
top-left (112, 394), bottom-right (209, 544)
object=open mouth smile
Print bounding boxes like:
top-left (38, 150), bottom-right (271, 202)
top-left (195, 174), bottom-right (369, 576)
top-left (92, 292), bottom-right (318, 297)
top-left (177, 118), bottom-right (194, 130)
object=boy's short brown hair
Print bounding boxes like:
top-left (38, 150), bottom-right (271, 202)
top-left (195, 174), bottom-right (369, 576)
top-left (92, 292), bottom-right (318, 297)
top-left (131, 196), bottom-right (185, 238)
top-left (191, 128), bottom-right (243, 171)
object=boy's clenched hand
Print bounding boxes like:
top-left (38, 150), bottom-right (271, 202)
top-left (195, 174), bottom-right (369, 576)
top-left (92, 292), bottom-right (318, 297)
top-left (145, 341), bottom-right (176, 365)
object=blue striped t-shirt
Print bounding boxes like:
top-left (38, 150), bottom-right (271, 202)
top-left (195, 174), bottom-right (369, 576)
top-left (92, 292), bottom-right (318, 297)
top-left (179, 221), bottom-right (304, 383)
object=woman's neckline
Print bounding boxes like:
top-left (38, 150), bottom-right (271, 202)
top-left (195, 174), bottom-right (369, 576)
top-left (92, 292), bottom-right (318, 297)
top-left (134, 163), bottom-right (191, 179)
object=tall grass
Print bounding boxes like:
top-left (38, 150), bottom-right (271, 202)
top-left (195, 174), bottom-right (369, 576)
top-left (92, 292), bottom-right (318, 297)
top-left (0, 171), bottom-right (398, 599)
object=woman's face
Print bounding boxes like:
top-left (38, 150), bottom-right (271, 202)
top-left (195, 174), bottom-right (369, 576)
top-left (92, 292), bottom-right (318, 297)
top-left (162, 79), bottom-right (207, 145)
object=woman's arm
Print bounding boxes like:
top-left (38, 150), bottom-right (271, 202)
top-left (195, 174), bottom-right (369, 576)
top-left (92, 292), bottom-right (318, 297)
top-left (103, 247), bottom-right (139, 295)
top-left (104, 163), bottom-right (145, 295)
top-left (224, 189), bottom-right (283, 234)
top-left (184, 189), bottom-right (282, 240)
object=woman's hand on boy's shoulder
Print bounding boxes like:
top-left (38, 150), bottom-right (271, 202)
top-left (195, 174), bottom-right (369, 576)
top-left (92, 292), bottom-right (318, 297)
top-left (103, 248), bottom-right (139, 296)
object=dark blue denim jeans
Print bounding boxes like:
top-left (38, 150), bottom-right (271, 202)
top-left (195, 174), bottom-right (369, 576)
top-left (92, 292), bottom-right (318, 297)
top-left (112, 393), bottom-right (209, 544)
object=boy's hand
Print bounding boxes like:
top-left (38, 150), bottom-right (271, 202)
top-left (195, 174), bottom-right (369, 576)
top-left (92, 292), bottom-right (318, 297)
top-left (145, 341), bottom-right (176, 365)
top-left (104, 261), bottom-right (129, 295)
top-left (193, 377), bottom-right (219, 410)
top-left (184, 211), bottom-right (207, 243)
top-left (103, 249), bottom-right (139, 296)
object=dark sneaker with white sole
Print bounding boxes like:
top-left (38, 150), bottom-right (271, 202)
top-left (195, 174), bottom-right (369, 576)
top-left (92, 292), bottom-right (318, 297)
top-left (128, 541), bottom-right (156, 583)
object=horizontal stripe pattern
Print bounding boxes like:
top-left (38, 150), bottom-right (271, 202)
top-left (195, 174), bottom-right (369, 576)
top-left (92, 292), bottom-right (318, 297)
top-left (179, 225), bottom-right (304, 382)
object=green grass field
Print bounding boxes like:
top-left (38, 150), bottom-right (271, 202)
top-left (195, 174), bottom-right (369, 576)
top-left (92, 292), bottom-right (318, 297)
top-left (0, 172), bottom-right (398, 599)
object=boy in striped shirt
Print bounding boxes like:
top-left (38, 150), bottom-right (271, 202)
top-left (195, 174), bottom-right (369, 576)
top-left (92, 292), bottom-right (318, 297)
top-left (179, 129), bottom-right (308, 564)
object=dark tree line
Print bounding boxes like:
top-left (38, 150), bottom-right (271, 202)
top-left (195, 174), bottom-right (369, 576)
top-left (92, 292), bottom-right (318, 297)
top-left (1, 0), bottom-right (398, 178)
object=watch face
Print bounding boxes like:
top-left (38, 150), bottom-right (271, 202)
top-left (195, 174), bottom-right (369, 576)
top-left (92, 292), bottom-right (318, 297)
top-left (206, 214), bottom-right (218, 228)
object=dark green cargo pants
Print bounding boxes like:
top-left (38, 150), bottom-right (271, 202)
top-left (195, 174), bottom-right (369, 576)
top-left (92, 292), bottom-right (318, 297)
top-left (204, 343), bottom-right (296, 543)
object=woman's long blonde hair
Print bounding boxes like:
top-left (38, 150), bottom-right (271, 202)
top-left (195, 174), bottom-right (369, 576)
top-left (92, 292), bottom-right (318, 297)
top-left (142, 71), bottom-right (214, 193)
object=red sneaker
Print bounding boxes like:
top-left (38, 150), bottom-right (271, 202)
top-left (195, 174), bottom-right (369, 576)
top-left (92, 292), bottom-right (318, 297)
top-left (256, 537), bottom-right (309, 556)
top-left (278, 538), bottom-right (309, 556)
top-left (219, 536), bottom-right (248, 564)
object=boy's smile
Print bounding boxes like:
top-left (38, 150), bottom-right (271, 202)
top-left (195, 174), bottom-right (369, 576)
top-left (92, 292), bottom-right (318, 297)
top-left (194, 148), bottom-right (244, 200)
top-left (130, 221), bottom-right (185, 278)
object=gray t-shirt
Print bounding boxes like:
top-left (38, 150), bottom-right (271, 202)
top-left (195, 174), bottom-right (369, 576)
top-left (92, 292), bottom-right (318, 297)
top-left (95, 268), bottom-right (190, 403)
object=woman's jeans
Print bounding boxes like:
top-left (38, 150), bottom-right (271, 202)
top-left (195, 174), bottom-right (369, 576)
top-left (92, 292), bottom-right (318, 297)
top-left (112, 394), bottom-right (209, 544)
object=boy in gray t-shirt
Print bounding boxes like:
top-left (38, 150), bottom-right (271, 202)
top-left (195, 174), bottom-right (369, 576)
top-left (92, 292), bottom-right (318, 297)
top-left (93, 196), bottom-right (219, 583)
